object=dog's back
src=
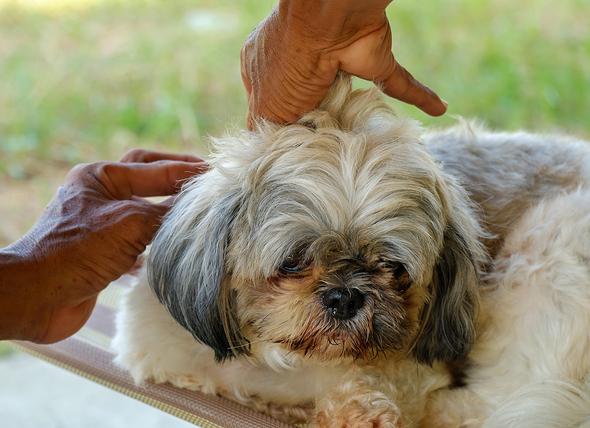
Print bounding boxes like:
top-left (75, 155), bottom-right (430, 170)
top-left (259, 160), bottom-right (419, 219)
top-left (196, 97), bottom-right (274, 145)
top-left (476, 188), bottom-right (590, 427)
top-left (425, 123), bottom-right (590, 255)
top-left (422, 186), bottom-right (590, 428)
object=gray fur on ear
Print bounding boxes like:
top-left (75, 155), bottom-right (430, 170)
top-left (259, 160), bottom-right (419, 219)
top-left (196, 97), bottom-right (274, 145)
top-left (148, 175), bottom-right (249, 362)
top-left (413, 218), bottom-right (481, 365)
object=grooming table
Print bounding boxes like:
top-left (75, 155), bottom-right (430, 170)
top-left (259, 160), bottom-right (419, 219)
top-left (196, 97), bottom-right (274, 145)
top-left (12, 276), bottom-right (294, 428)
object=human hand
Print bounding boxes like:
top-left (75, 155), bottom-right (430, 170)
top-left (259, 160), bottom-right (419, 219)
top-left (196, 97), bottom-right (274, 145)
top-left (0, 149), bottom-right (207, 343)
top-left (241, 0), bottom-right (446, 127)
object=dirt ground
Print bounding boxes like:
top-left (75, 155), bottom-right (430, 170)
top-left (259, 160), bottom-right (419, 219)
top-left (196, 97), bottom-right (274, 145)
top-left (0, 166), bottom-right (69, 247)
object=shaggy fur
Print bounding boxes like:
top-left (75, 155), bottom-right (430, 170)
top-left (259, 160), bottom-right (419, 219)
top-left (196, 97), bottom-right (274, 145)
top-left (113, 75), bottom-right (590, 427)
top-left (423, 189), bottom-right (590, 428)
top-left (424, 124), bottom-right (590, 257)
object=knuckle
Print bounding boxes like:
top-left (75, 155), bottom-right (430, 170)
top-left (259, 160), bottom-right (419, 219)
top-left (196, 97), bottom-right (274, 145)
top-left (121, 202), bottom-right (155, 224)
top-left (240, 43), bottom-right (248, 59)
top-left (93, 162), bottom-right (120, 182)
top-left (121, 148), bottom-right (146, 162)
top-left (118, 211), bottom-right (146, 232)
top-left (125, 211), bottom-right (146, 226)
top-left (67, 163), bottom-right (91, 179)
top-left (68, 161), bottom-right (106, 182)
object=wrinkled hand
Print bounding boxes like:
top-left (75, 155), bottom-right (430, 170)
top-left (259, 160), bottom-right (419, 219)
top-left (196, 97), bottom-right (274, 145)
top-left (241, 0), bottom-right (446, 127)
top-left (0, 149), bottom-right (207, 343)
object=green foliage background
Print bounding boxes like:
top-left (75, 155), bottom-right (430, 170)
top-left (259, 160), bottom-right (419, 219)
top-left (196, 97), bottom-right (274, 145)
top-left (1, 0), bottom-right (588, 179)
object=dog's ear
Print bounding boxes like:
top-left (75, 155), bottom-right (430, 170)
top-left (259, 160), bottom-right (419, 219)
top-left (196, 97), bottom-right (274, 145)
top-left (413, 216), bottom-right (481, 365)
top-left (148, 176), bottom-right (248, 361)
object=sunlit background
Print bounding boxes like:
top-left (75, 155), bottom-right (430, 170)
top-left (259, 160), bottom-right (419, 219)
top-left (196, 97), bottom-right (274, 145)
top-left (1, 0), bottom-right (590, 246)
top-left (0, 0), bottom-right (589, 425)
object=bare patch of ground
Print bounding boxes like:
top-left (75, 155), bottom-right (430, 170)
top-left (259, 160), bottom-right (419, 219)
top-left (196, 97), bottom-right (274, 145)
top-left (0, 166), bottom-right (68, 247)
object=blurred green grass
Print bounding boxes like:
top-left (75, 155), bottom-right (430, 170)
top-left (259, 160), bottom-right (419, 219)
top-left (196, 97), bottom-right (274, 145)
top-left (0, 0), bottom-right (589, 179)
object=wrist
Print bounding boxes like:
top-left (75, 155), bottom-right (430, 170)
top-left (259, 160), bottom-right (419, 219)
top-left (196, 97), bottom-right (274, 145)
top-left (0, 244), bottom-right (51, 342)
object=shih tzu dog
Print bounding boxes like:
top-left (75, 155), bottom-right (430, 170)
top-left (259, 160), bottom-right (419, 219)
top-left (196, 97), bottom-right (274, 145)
top-left (113, 74), bottom-right (590, 427)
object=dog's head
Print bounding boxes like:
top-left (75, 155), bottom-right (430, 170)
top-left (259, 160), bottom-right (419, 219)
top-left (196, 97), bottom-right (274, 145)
top-left (149, 76), bottom-right (484, 366)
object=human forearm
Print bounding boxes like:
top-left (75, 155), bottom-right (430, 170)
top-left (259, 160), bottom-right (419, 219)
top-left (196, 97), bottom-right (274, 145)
top-left (0, 245), bottom-right (49, 342)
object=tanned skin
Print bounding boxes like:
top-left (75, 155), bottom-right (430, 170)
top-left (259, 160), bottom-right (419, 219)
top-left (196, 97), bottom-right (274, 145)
top-left (0, 150), bottom-right (206, 343)
top-left (241, 0), bottom-right (447, 127)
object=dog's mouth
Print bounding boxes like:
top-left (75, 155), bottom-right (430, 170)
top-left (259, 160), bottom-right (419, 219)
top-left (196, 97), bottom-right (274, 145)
top-left (257, 274), bottom-right (415, 361)
top-left (275, 308), bottom-right (411, 361)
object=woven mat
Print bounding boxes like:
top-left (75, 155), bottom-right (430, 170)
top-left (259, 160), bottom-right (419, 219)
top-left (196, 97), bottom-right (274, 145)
top-left (12, 276), bottom-right (294, 428)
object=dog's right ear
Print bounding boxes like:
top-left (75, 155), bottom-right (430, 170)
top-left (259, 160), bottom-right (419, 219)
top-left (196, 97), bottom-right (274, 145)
top-left (147, 174), bottom-right (248, 361)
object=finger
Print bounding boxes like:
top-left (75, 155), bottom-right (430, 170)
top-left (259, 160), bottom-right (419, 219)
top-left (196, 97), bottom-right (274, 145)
top-left (240, 35), bottom-right (254, 98)
top-left (130, 194), bottom-right (178, 208)
top-left (128, 254), bottom-right (145, 275)
top-left (379, 56), bottom-right (447, 117)
top-left (120, 149), bottom-right (204, 164)
top-left (113, 198), bottom-right (170, 246)
top-left (100, 160), bottom-right (208, 199)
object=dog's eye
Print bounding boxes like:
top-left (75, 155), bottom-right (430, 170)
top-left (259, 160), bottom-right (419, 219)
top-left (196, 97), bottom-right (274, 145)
top-left (385, 261), bottom-right (412, 293)
top-left (389, 261), bottom-right (406, 277)
top-left (279, 254), bottom-right (308, 275)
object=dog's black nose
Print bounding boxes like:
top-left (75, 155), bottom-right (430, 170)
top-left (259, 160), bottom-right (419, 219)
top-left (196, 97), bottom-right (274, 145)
top-left (321, 287), bottom-right (365, 320)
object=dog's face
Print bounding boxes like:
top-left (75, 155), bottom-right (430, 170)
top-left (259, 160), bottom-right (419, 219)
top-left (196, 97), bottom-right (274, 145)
top-left (149, 79), bottom-right (483, 366)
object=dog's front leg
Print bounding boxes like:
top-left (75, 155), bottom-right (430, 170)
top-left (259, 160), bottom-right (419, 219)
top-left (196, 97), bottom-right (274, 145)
top-left (419, 386), bottom-right (488, 428)
top-left (310, 369), bottom-right (404, 428)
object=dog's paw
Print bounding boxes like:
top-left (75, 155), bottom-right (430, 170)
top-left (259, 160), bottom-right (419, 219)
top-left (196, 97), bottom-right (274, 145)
top-left (255, 401), bottom-right (314, 425)
top-left (311, 390), bottom-right (404, 428)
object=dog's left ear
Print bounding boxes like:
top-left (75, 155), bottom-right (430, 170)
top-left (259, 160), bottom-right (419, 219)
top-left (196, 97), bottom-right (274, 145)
top-left (413, 210), bottom-right (481, 365)
top-left (148, 176), bottom-right (249, 362)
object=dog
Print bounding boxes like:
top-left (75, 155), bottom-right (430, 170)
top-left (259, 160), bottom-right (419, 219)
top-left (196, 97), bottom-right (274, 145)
top-left (113, 75), bottom-right (590, 426)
